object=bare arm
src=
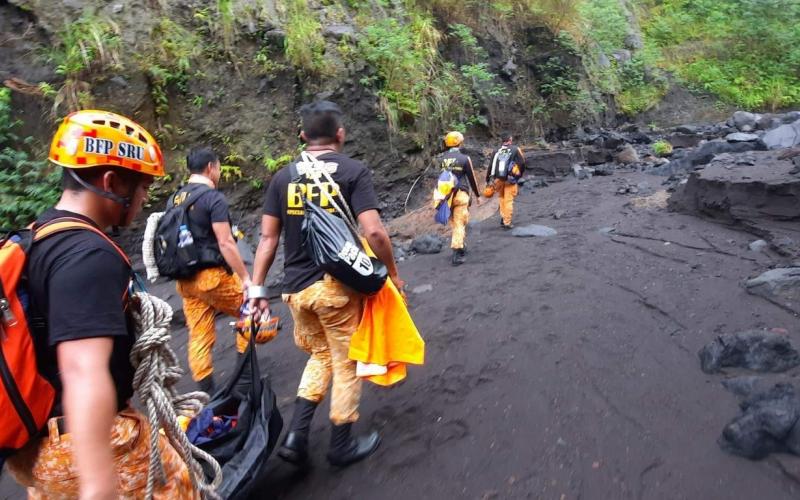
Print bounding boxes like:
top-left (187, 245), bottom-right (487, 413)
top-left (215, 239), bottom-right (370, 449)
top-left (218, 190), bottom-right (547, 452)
top-left (58, 337), bottom-right (118, 500)
top-left (212, 221), bottom-right (250, 286)
top-left (252, 215), bottom-right (281, 286)
top-left (358, 209), bottom-right (404, 290)
top-left (250, 215), bottom-right (281, 317)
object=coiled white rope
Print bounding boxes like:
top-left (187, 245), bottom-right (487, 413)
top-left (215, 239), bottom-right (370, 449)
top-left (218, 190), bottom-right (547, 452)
top-left (142, 212), bottom-right (164, 283)
top-left (130, 291), bottom-right (222, 500)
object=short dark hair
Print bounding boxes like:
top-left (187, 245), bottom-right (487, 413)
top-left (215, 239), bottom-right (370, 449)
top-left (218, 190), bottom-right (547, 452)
top-left (500, 132), bottom-right (513, 142)
top-left (299, 100), bottom-right (344, 141)
top-left (61, 166), bottom-right (145, 192)
top-left (187, 147), bottom-right (218, 174)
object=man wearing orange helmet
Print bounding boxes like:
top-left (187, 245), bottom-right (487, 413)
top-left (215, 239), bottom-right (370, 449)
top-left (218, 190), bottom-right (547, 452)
top-left (440, 131), bottom-right (482, 266)
top-left (5, 111), bottom-right (193, 499)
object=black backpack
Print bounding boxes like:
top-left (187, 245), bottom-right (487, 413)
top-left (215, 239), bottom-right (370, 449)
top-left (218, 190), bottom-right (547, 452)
top-left (154, 184), bottom-right (214, 280)
top-left (490, 146), bottom-right (515, 180)
top-left (291, 153), bottom-right (388, 295)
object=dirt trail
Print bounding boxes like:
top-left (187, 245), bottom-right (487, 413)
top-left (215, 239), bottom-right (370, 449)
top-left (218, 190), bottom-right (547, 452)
top-left (3, 172), bottom-right (799, 500)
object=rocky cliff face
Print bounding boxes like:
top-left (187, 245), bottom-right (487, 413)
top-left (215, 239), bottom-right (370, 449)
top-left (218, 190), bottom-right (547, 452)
top-left (2, 0), bottom-right (618, 217)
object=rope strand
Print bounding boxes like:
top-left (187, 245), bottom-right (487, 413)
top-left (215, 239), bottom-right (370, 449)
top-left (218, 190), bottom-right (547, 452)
top-left (130, 292), bottom-right (222, 500)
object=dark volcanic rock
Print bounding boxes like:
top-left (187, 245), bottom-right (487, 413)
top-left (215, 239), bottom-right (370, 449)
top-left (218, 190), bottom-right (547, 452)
top-left (651, 140), bottom-right (767, 176)
top-left (699, 330), bottom-right (800, 374)
top-left (666, 132), bottom-right (704, 149)
top-left (525, 149), bottom-right (580, 177)
top-left (411, 234), bottom-right (444, 254)
top-left (720, 383), bottom-right (800, 460)
top-left (583, 147), bottom-right (612, 166)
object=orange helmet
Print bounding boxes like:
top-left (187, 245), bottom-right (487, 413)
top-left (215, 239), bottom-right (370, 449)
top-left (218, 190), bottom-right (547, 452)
top-left (49, 110), bottom-right (165, 177)
top-left (483, 185), bottom-right (495, 198)
top-left (444, 131), bottom-right (464, 148)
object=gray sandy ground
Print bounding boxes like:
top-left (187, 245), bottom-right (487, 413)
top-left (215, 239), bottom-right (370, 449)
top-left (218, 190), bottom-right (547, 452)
top-left (3, 172), bottom-right (799, 499)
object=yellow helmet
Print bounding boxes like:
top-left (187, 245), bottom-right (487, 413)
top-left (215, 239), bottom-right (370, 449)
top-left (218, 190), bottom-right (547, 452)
top-left (444, 131), bottom-right (464, 148)
top-left (49, 110), bottom-right (165, 177)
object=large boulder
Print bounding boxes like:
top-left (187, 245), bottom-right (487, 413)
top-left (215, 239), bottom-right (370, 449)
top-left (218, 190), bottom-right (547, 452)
top-left (582, 147), bottom-right (612, 166)
top-left (762, 120), bottom-right (800, 150)
top-left (666, 132), bottom-right (704, 149)
top-left (615, 144), bottom-right (640, 164)
top-left (525, 149), bottom-right (580, 177)
top-left (733, 111), bottom-right (761, 132)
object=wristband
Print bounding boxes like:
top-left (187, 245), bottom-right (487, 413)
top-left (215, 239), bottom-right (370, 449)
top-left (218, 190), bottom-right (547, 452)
top-left (247, 285), bottom-right (269, 299)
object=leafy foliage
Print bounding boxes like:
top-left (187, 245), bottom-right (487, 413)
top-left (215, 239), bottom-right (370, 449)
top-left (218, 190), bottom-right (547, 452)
top-left (652, 140), bottom-right (673, 157)
top-left (139, 19), bottom-right (200, 127)
top-left (43, 13), bottom-right (121, 114)
top-left (284, 0), bottom-right (328, 73)
top-left (0, 89), bottom-right (60, 228)
top-left (643, 0), bottom-right (800, 110)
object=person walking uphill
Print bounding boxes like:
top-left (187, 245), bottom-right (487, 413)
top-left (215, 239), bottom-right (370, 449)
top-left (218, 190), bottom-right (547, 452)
top-left (441, 131), bottom-right (481, 266)
top-left (487, 133), bottom-right (525, 229)
top-left (4, 110), bottom-right (194, 498)
top-left (170, 147), bottom-right (252, 394)
top-left (250, 100), bottom-right (404, 467)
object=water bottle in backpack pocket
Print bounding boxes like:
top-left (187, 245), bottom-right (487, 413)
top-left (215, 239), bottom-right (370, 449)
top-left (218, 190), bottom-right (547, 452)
top-left (177, 224), bottom-right (198, 267)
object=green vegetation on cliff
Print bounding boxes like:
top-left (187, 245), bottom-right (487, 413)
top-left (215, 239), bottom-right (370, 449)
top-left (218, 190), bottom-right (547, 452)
top-left (0, 89), bottom-right (60, 228)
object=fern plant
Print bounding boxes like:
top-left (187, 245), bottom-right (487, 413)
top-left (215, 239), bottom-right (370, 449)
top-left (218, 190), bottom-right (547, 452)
top-left (0, 89), bottom-right (60, 229)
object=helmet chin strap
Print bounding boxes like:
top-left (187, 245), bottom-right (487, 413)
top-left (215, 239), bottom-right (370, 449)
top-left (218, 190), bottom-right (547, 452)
top-left (67, 169), bottom-right (132, 208)
top-left (67, 168), bottom-right (133, 230)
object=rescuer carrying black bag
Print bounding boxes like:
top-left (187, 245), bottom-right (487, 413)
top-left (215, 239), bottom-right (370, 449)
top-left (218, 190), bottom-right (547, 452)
top-left (290, 152), bottom-right (387, 295)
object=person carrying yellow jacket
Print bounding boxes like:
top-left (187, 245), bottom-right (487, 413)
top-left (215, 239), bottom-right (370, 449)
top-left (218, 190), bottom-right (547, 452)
top-left (487, 133), bottom-right (526, 229)
top-left (170, 147), bottom-right (252, 394)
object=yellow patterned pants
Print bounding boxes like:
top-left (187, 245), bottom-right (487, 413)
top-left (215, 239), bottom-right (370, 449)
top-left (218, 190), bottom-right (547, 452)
top-left (282, 275), bottom-right (364, 425)
top-left (6, 410), bottom-right (195, 499)
top-left (495, 179), bottom-right (519, 226)
top-left (177, 267), bottom-right (245, 381)
top-left (450, 190), bottom-right (471, 250)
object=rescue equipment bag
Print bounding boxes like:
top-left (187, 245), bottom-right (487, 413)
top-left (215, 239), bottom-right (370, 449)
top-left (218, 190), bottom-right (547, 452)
top-left (154, 184), bottom-right (215, 280)
top-left (194, 320), bottom-right (282, 499)
top-left (490, 146), bottom-right (515, 181)
top-left (433, 169), bottom-right (457, 225)
top-left (0, 218), bottom-right (130, 468)
top-left (292, 152), bottom-right (388, 295)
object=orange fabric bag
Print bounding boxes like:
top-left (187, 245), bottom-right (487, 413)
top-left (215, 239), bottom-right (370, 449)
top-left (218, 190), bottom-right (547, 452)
top-left (348, 280), bottom-right (425, 386)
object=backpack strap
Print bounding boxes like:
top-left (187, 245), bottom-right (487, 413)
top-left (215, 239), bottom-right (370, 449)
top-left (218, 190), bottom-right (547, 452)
top-left (33, 218), bottom-right (131, 267)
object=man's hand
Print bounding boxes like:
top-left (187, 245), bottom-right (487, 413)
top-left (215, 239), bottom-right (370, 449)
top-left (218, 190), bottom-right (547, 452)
top-left (248, 298), bottom-right (270, 321)
top-left (390, 274), bottom-right (406, 293)
top-left (241, 277), bottom-right (253, 303)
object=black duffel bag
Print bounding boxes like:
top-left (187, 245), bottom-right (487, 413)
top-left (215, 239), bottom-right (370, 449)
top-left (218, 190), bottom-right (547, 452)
top-left (195, 323), bottom-right (282, 499)
top-left (291, 153), bottom-right (387, 295)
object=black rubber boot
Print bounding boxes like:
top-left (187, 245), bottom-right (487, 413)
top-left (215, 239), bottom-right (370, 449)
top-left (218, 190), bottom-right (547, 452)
top-left (326, 423), bottom-right (381, 467)
top-left (451, 249), bottom-right (466, 267)
top-left (197, 374), bottom-right (216, 394)
top-left (277, 398), bottom-right (318, 465)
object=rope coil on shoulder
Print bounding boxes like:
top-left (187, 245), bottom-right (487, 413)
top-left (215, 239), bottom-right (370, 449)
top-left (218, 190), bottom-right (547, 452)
top-left (130, 291), bottom-right (222, 500)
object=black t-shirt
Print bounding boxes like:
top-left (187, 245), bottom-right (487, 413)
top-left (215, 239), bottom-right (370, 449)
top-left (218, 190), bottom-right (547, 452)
top-left (440, 148), bottom-right (479, 195)
top-left (171, 182), bottom-right (231, 256)
top-left (27, 209), bottom-right (135, 414)
top-left (262, 152), bottom-right (380, 294)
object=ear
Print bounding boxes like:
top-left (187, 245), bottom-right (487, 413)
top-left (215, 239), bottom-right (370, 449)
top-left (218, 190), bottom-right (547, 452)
top-left (336, 127), bottom-right (346, 145)
top-left (299, 130), bottom-right (309, 143)
top-left (101, 170), bottom-right (117, 192)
